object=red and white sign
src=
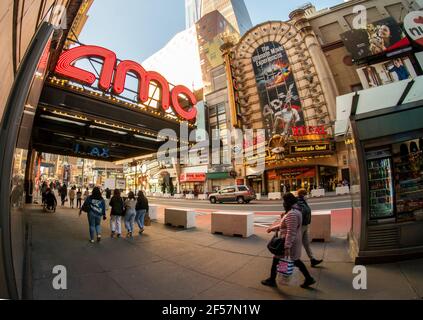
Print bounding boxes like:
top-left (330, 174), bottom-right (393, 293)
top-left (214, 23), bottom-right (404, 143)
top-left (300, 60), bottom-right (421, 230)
top-left (404, 11), bottom-right (423, 47)
top-left (179, 173), bottom-right (206, 183)
top-left (292, 125), bottom-right (327, 137)
top-left (55, 45), bottom-right (197, 121)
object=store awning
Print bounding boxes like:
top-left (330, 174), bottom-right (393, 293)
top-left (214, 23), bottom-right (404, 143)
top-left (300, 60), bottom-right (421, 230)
top-left (206, 172), bottom-right (231, 180)
top-left (335, 76), bottom-right (423, 139)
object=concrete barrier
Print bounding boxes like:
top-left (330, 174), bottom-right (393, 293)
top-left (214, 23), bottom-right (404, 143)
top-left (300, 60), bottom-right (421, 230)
top-left (310, 210), bottom-right (331, 242)
top-left (211, 211), bottom-right (254, 238)
top-left (185, 194), bottom-right (195, 200)
top-left (268, 192), bottom-right (282, 200)
top-left (311, 189), bottom-right (325, 198)
top-left (173, 194), bottom-right (184, 199)
top-left (336, 186), bottom-right (350, 195)
top-left (148, 204), bottom-right (164, 221)
top-left (164, 208), bottom-right (196, 229)
top-left (256, 194), bottom-right (262, 200)
top-left (198, 194), bottom-right (208, 200)
top-left (163, 193), bottom-right (171, 198)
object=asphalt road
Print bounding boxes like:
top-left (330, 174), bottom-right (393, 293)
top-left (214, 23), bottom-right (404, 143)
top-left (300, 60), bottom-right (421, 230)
top-left (149, 195), bottom-right (352, 212)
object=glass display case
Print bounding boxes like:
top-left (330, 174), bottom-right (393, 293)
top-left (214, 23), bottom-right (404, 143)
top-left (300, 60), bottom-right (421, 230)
top-left (393, 139), bottom-right (423, 222)
top-left (367, 155), bottom-right (395, 220)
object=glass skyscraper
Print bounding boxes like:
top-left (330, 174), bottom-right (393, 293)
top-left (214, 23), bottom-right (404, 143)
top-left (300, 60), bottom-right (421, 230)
top-left (185, 0), bottom-right (253, 35)
top-left (185, 0), bottom-right (202, 29)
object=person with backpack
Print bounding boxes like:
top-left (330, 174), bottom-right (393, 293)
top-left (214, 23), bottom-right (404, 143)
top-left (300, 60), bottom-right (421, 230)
top-left (135, 191), bottom-right (149, 235)
top-left (124, 191), bottom-right (137, 238)
top-left (79, 187), bottom-right (106, 243)
top-left (109, 189), bottom-right (125, 238)
top-left (297, 189), bottom-right (323, 268)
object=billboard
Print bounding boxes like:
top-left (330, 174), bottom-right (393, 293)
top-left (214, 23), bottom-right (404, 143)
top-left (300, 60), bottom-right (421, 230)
top-left (252, 42), bottom-right (305, 139)
top-left (340, 17), bottom-right (410, 61)
top-left (357, 57), bottom-right (417, 89)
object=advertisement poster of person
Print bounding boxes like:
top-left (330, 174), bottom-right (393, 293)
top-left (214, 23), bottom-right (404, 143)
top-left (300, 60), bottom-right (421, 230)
top-left (340, 17), bottom-right (410, 61)
top-left (357, 57), bottom-right (417, 89)
top-left (252, 42), bottom-right (305, 140)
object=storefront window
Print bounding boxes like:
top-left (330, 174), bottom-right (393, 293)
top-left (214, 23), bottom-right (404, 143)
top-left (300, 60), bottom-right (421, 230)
top-left (393, 138), bottom-right (423, 222)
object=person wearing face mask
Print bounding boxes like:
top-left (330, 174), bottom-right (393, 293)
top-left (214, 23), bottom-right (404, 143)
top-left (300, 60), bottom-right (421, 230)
top-left (262, 193), bottom-right (316, 289)
top-left (297, 189), bottom-right (323, 268)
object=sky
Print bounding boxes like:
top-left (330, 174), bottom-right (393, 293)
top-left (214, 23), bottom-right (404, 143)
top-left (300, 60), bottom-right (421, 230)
top-left (78, 0), bottom-right (345, 63)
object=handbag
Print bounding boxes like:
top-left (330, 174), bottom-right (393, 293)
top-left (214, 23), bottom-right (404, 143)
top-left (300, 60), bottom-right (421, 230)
top-left (267, 230), bottom-right (285, 256)
top-left (144, 213), bottom-right (151, 226)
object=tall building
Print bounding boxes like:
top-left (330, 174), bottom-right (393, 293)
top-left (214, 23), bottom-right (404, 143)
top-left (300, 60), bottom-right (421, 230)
top-left (185, 0), bottom-right (202, 29)
top-left (185, 0), bottom-right (253, 35)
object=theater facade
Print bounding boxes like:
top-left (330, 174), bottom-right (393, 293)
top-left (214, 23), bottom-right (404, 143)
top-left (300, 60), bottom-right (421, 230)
top-left (225, 8), bottom-right (341, 194)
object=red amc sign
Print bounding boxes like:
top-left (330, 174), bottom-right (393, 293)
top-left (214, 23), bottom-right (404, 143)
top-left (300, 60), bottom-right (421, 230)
top-left (55, 45), bottom-right (197, 121)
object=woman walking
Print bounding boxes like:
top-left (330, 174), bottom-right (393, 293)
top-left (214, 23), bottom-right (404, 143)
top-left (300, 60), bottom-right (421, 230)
top-left (124, 191), bottom-right (137, 238)
top-left (109, 189), bottom-right (125, 238)
top-left (135, 191), bottom-right (149, 235)
top-left (60, 183), bottom-right (67, 206)
top-left (261, 193), bottom-right (316, 289)
top-left (79, 187), bottom-right (106, 243)
top-left (76, 188), bottom-right (82, 209)
top-left (69, 186), bottom-right (76, 209)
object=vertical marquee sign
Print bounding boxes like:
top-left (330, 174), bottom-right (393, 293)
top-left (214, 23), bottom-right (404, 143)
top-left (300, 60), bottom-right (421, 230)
top-left (252, 42), bottom-right (305, 140)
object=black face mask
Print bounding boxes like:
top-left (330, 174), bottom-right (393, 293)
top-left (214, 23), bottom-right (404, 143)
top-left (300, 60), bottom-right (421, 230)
top-left (283, 202), bottom-right (289, 212)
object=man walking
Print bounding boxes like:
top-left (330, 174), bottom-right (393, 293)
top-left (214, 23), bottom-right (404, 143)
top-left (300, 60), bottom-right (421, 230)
top-left (297, 189), bottom-right (323, 267)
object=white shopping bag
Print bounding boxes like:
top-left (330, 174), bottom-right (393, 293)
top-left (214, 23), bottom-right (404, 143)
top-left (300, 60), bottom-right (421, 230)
top-left (278, 266), bottom-right (302, 287)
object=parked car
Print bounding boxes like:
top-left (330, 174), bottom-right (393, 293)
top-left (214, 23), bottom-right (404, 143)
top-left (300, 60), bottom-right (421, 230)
top-left (208, 185), bottom-right (256, 204)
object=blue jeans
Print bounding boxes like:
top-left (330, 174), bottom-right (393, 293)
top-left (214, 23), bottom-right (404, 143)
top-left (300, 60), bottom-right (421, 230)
top-left (87, 211), bottom-right (102, 240)
top-left (135, 209), bottom-right (146, 230)
top-left (125, 208), bottom-right (136, 233)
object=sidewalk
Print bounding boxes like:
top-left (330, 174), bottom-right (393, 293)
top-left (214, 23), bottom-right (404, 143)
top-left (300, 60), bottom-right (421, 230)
top-left (27, 205), bottom-right (423, 300)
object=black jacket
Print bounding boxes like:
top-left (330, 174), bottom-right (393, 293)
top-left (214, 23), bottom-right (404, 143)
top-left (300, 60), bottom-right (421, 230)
top-left (109, 196), bottom-right (125, 216)
top-left (297, 197), bottom-right (312, 226)
top-left (135, 196), bottom-right (149, 211)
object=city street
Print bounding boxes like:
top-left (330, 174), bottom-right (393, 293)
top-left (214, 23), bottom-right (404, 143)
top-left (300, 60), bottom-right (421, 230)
top-left (150, 195), bottom-right (352, 212)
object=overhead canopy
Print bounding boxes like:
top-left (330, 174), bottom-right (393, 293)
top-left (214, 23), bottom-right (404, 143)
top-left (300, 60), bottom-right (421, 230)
top-left (32, 83), bottom-right (188, 162)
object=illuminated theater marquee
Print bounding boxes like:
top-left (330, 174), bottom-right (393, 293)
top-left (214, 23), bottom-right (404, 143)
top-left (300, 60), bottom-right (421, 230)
top-left (55, 45), bottom-right (197, 121)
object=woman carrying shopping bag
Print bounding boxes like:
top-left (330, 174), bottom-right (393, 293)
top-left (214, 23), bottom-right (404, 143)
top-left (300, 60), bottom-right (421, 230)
top-left (261, 193), bottom-right (316, 289)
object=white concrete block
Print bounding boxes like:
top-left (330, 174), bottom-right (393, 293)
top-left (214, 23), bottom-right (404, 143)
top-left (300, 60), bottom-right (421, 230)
top-left (336, 186), bottom-right (350, 195)
top-left (148, 204), bottom-right (164, 220)
top-left (198, 194), bottom-right (208, 200)
top-left (164, 208), bottom-right (196, 229)
top-left (309, 210), bottom-right (331, 242)
top-left (268, 192), bottom-right (282, 200)
top-left (211, 211), bottom-right (255, 238)
top-left (311, 189), bottom-right (325, 197)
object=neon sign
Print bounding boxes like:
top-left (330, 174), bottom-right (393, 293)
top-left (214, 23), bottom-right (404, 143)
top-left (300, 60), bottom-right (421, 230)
top-left (74, 144), bottom-right (110, 158)
top-left (292, 125), bottom-right (327, 137)
top-left (55, 45), bottom-right (197, 121)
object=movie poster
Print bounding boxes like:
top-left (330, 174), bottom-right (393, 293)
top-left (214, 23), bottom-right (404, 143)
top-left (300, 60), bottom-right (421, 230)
top-left (251, 42), bottom-right (305, 140)
top-left (340, 17), bottom-right (410, 61)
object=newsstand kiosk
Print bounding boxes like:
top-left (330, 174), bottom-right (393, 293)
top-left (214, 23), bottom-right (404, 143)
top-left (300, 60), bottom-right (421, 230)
top-left (348, 77), bottom-right (423, 264)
